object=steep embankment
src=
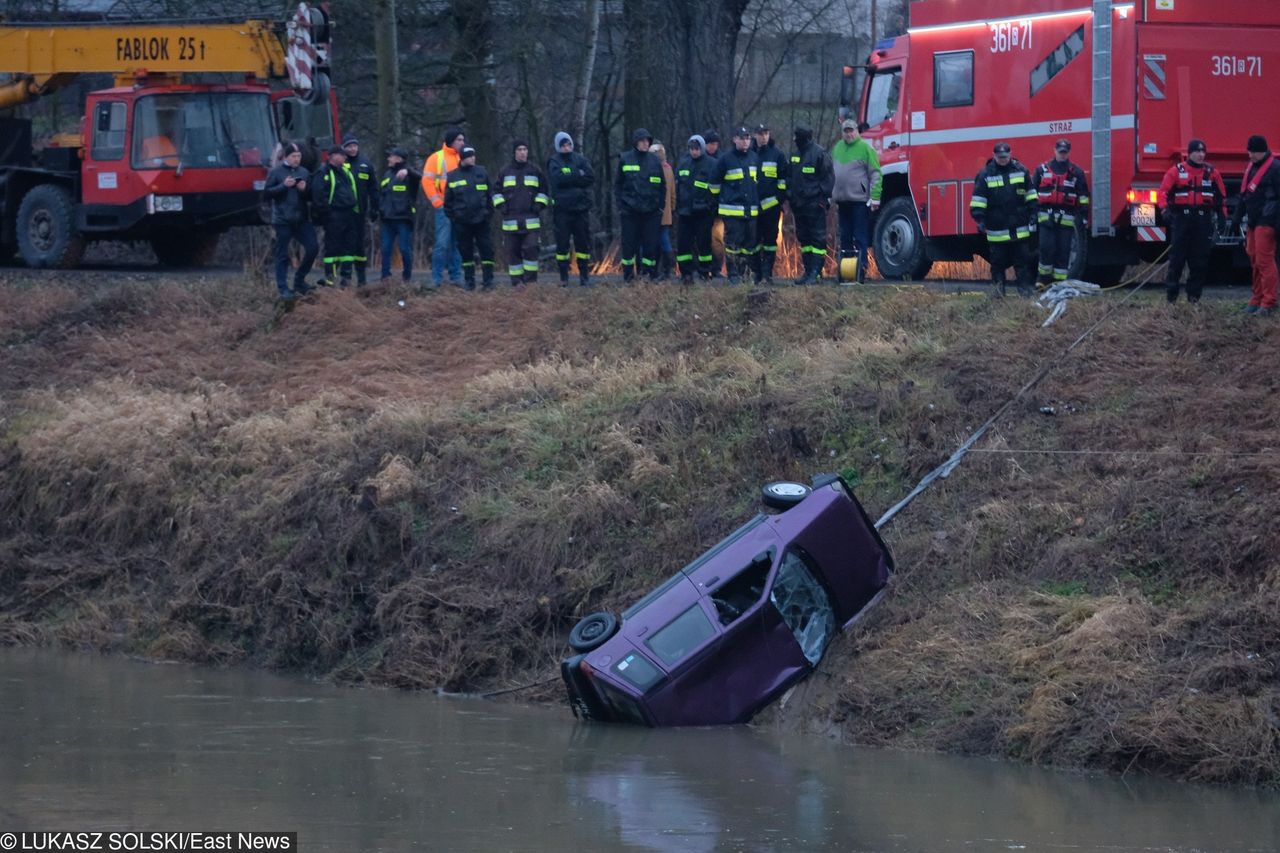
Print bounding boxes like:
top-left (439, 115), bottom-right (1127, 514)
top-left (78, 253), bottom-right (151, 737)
top-left (1, 272), bottom-right (1276, 786)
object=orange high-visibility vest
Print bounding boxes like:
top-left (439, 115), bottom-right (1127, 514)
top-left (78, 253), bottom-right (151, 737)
top-left (422, 145), bottom-right (461, 209)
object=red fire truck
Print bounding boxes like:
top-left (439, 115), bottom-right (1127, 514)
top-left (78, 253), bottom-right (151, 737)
top-left (843, 0), bottom-right (1280, 283)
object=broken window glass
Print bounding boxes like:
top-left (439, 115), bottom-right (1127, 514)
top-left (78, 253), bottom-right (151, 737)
top-left (710, 551), bottom-right (774, 626)
top-left (770, 549), bottom-right (835, 665)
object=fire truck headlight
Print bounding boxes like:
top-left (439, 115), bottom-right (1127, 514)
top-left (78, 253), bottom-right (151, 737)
top-left (147, 194), bottom-right (184, 214)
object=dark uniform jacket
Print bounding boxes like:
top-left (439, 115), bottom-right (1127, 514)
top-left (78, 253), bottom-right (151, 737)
top-left (675, 153), bottom-right (717, 216)
top-left (264, 162), bottom-right (312, 225)
top-left (711, 147), bottom-right (760, 218)
top-left (494, 160), bottom-right (549, 232)
top-left (788, 138), bottom-right (834, 208)
top-left (546, 151), bottom-right (594, 212)
top-left (1234, 155), bottom-right (1280, 230)
top-left (614, 147), bottom-right (664, 214)
top-left (443, 163), bottom-right (493, 225)
top-left (970, 158), bottom-right (1037, 241)
top-left (379, 166), bottom-right (423, 221)
top-left (752, 139), bottom-right (789, 213)
top-left (346, 155), bottom-right (378, 219)
top-left (312, 162), bottom-right (360, 217)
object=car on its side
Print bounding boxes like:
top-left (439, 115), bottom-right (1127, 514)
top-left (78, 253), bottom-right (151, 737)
top-left (560, 473), bottom-right (893, 726)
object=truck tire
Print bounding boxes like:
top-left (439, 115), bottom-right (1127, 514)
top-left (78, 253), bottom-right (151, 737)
top-left (874, 196), bottom-right (932, 280)
top-left (151, 232), bottom-right (220, 267)
top-left (16, 184), bottom-right (86, 269)
top-left (761, 481), bottom-right (812, 511)
top-left (568, 612), bottom-right (619, 653)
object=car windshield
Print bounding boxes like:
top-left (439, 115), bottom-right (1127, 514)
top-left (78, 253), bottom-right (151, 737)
top-left (770, 549), bottom-right (835, 665)
top-left (646, 604), bottom-right (716, 666)
top-left (132, 93), bottom-right (275, 170)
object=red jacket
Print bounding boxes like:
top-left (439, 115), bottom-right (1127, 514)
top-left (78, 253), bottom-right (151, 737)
top-left (1158, 160), bottom-right (1227, 217)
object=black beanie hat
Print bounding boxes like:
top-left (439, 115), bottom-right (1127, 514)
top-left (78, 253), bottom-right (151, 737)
top-left (512, 138), bottom-right (530, 153)
top-left (460, 146), bottom-right (476, 160)
top-left (1187, 138), bottom-right (1206, 154)
top-left (1247, 134), bottom-right (1269, 154)
top-left (328, 144), bottom-right (345, 156)
top-left (444, 127), bottom-right (464, 146)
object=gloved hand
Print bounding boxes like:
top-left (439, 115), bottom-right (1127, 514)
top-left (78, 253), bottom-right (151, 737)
top-left (975, 220), bottom-right (985, 234)
top-left (1161, 207), bottom-right (1173, 227)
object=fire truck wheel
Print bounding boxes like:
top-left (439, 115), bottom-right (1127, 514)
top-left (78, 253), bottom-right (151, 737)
top-left (873, 196), bottom-right (932, 281)
top-left (16, 184), bottom-right (86, 269)
top-left (151, 232), bottom-right (220, 268)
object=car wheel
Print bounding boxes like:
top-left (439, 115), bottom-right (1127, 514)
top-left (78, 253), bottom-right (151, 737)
top-left (16, 184), bottom-right (86, 269)
top-left (873, 196), bottom-right (932, 280)
top-left (568, 612), bottom-right (619, 653)
top-left (761, 480), bottom-right (812, 511)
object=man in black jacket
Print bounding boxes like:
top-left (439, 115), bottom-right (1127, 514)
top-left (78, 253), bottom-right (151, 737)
top-left (751, 123), bottom-right (788, 285)
top-left (614, 128), bottom-right (664, 282)
top-left (970, 141), bottom-right (1037, 297)
top-left (711, 127), bottom-right (760, 284)
top-left (263, 141), bottom-right (319, 300)
top-left (312, 145), bottom-right (363, 287)
top-left (1233, 134), bottom-right (1280, 314)
top-left (675, 134), bottom-right (717, 283)
top-left (342, 134), bottom-right (378, 285)
top-left (789, 126), bottom-right (835, 285)
top-left (378, 146), bottom-right (422, 283)
top-left (495, 139), bottom-right (549, 286)
top-left (547, 131), bottom-right (594, 287)
top-left (443, 146), bottom-right (495, 290)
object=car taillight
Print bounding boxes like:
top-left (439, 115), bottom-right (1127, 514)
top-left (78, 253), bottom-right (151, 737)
top-left (579, 659), bottom-right (595, 679)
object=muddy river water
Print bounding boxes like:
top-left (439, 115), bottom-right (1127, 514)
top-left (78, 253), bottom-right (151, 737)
top-left (0, 648), bottom-right (1275, 852)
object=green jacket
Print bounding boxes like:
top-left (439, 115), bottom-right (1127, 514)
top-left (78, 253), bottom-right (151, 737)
top-left (830, 138), bottom-right (882, 204)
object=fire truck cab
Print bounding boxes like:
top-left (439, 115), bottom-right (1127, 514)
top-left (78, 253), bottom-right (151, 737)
top-left (850, 0), bottom-right (1280, 283)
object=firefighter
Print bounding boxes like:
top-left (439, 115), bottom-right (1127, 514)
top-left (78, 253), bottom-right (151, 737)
top-left (378, 146), bottom-right (422, 283)
top-left (788, 125), bottom-right (834, 285)
top-left (831, 118), bottom-right (882, 283)
top-left (702, 129), bottom-right (725, 276)
top-left (1157, 139), bottom-right (1228, 304)
top-left (342, 134), bottom-right (378, 285)
top-left (751, 123), bottom-right (788, 285)
top-left (1231, 135), bottom-right (1280, 315)
top-left (710, 127), bottom-right (760, 284)
top-left (614, 128), bottom-right (664, 282)
top-left (443, 146), bottom-right (496, 290)
top-left (312, 145), bottom-right (363, 287)
top-left (675, 134), bottom-right (717, 283)
top-left (547, 131), bottom-right (594, 287)
top-left (970, 141), bottom-right (1037, 298)
top-left (495, 139), bottom-right (550, 286)
top-left (1033, 139), bottom-right (1090, 286)
top-left (422, 127), bottom-right (466, 288)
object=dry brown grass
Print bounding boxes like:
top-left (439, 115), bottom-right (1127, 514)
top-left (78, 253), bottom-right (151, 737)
top-left (1, 273), bottom-right (1278, 785)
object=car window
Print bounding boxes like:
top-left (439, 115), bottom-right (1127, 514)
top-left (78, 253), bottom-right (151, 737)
top-left (612, 651), bottom-right (663, 691)
top-left (770, 549), bottom-right (835, 665)
top-left (709, 551), bottom-right (773, 626)
top-left (646, 604), bottom-right (716, 666)
top-left (864, 69), bottom-right (901, 127)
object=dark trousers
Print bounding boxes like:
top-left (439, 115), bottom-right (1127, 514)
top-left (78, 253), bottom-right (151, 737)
top-left (354, 217), bottom-right (369, 283)
top-left (504, 228), bottom-right (540, 283)
top-left (793, 203), bottom-right (828, 268)
top-left (1037, 216), bottom-right (1076, 282)
top-left (723, 216), bottom-right (756, 279)
top-left (988, 238), bottom-right (1033, 289)
top-left (677, 211), bottom-right (714, 279)
top-left (1165, 209), bottom-right (1213, 301)
top-left (756, 205), bottom-right (782, 278)
top-left (620, 210), bottom-right (661, 280)
top-left (554, 208), bottom-right (591, 280)
top-left (837, 201), bottom-right (872, 274)
top-left (322, 208), bottom-right (362, 283)
top-left (379, 219), bottom-right (414, 280)
top-left (273, 221), bottom-right (318, 297)
top-left (454, 218), bottom-right (495, 287)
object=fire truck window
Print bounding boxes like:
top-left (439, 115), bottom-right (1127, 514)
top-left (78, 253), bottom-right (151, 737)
top-left (91, 102), bottom-right (127, 162)
top-left (864, 70), bottom-right (902, 127)
top-left (1030, 26), bottom-right (1086, 97)
top-left (933, 50), bottom-right (974, 108)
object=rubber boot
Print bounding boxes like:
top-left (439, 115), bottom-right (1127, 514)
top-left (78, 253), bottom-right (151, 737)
top-left (759, 251), bottom-right (774, 286)
top-left (726, 254), bottom-right (741, 285)
top-left (794, 254), bottom-right (813, 286)
top-left (992, 277), bottom-right (1006, 299)
top-left (558, 261), bottom-right (570, 286)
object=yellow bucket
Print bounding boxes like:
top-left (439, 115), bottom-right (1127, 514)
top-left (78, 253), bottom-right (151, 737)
top-left (838, 256), bottom-right (859, 282)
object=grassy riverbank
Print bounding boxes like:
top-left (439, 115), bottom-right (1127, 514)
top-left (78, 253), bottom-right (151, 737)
top-left (1, 272), bottom-right (1277, 786)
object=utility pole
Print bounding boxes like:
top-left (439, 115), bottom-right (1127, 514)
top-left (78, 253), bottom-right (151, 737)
top-left (870, 0), bottom-right (878, 47)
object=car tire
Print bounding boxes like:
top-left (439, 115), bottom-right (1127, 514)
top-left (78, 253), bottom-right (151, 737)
top-left (16, 183), bottom-right (86, 269)
top-left (761, 481), bottom-right (812, 511)
top-left (873, 196), bottom-right (932, 280)
top-left (568, 612), bottom-right (619, 653)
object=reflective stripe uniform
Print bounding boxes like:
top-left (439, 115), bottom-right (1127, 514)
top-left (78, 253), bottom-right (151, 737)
top-left (1033, 159), bottom-right (1090, 282)
top-left (494, 160), bottom-right (549, 282)
top-left (970, 156), bottom-right (1037, 293)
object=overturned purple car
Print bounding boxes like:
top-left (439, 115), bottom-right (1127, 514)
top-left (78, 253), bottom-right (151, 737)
top-left (560, 473), bottom-right (893, 726)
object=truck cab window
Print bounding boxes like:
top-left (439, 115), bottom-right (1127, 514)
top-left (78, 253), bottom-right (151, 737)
top-left (934, 50), bottom-right (975, 108)
top-left (864, 69), bottom-right (902, 127)
top-left (91, 102), bottom-right (127, 161)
